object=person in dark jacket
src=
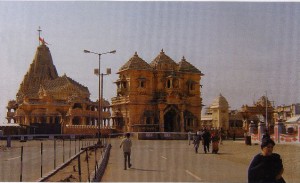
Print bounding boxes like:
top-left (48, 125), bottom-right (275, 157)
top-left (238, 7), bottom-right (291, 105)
top-left (248, 137), bottom-right (285, 183)
top-left (202, 128), bottom-right (211, 153)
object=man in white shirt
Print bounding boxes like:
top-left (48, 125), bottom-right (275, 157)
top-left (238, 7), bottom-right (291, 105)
top-left (120, 133), bottom-right (132, 170)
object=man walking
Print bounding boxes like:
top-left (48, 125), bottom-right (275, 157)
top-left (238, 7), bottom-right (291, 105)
top-left (120, 133), bottom-right (132, 170)
top-left (193, 132), bottom-right (201, 153)
top-left (202, 128), bottom-right (211, 153)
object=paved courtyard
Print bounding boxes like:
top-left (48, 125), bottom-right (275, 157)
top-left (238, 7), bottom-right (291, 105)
top-left (102, 138), bottom-right (300, 182)
top-left (1, 138), bottom-right (299, 182)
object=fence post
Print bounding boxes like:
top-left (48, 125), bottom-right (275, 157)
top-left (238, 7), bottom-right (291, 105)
top-left (20, 146), bottom-right (23, 182)
top-left (41, 142), bottom-right (43, 177)
top-left (63, 138), bottom-right (65, 163)
top-left (7, 136), bottom-right (11, 148)
top-left (79, 137), bottom-right (82, 151)
top-left (94, 144), bottom-right (97, 179)
top-left (54, 139), bottom-right (56, 169)
top-left (86, 149), bottom-right (90, 182)
top-left (69, 137), bottom-right (71, 158)
top-left (75, 138), bottom-right (77, 155)
top-left (77, 154), bottom-right (82, 182)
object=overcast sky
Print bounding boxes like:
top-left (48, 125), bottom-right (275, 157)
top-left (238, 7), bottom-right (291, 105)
top-left (0, 2), bottom-right (299, 123)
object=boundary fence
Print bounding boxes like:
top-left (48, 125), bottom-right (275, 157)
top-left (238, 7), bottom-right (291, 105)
top-left (0, 134), bottom-right (100, 182)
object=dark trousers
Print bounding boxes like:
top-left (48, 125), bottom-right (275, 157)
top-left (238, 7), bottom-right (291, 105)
top-left (124, 152), bottom-right (131, 169)
top-left (203, 141), bottom-right (210, 153)
top-left (194, 143), bottom-right (199, 153)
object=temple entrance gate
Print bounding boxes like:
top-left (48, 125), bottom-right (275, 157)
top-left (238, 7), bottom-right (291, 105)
top-left (164, 108), bottom-right (180, 132)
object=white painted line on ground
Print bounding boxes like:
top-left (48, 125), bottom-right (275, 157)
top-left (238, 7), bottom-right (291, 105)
top-left (161, 156), bottom-right (167, 159)
top-left (185, 170), bottom-right (202, 181)
top-left (5, 156), bottom-right (21, 161)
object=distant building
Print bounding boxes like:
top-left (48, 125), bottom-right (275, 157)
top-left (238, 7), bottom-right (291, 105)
top-left (273, 103), bottom-right (300, 134)
top-left (274, 103), bottom-right (300, 121)
top-left (240, 96), bottom-right (274, 130)
top-left (6, 40), bottom-right (110, 134)
top-left (228, 110), bottom-right (243, 129)
top-left (201, 94), bottom-right (229, 130)
top-left (111, 50), bottom-right (204, 132)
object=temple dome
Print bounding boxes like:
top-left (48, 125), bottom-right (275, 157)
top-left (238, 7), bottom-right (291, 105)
top-left (256, 96), bottom-right (271, 107)
top-left (178, 56), bottom-right (203, 74)
top-left (210, 94), bottom-right (229, 109)
top-left (150, 49), bottom-right (178, 70)
top-left (119, 52), bottom-right (152, 72)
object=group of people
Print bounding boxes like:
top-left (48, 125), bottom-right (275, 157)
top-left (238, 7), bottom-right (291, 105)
top-left (190, 128), bottom-right (220, 154)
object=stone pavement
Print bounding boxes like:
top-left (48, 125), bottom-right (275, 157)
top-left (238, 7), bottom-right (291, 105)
top-left (102, 138), bottom-right (300, 182)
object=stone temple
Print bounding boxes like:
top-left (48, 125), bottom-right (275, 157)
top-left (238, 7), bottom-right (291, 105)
top-left (6, 41), bottom-right (110, 134)
top-left (111, 50), bottom-right (204, 132)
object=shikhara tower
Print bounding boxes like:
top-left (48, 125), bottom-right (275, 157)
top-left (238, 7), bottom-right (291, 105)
top-left (6, 33), bottom-right (110, 134)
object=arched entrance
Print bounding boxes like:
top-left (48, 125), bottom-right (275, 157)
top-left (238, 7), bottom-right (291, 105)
top-left (164, 108), bottom-right (180, 132)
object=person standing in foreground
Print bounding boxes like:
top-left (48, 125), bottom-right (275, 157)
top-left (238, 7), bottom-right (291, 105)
top-left (248, 137), bottom-right (285, 183)
top-left (120, 133), bottom-right (132, 170)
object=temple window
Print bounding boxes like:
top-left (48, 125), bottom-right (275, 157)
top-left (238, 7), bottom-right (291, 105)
top-left (146, 117), bottom-right (151, 124)
top-left (167, 79), bottom-right (171, 88)
top-left (138, 78), bottom-right (146, 88)
top-left (190, 83), bottom-right (195, 90)
top-left (140, 81), bottom-right (144, 88)
top-left (122, 82), bottom-right (127, 89)
top-left (187, 80), bottom-right (196, 91)
top-left (73, 103), bottom-right (82, 109)
top-left (72, 117), bottom-right (80, 125)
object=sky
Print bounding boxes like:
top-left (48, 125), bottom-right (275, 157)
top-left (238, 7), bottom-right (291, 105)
top-left (0, 2), bottom-right (300, 123)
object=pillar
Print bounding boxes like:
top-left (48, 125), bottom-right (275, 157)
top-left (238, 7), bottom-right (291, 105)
top-left (274, 121), bottom-right (284, 143)
top-left (258, 122), bottom-right (266, 142)
top-left (180, 110), bottom-right (184, 132)
top-left (47, 116), bottom-right (50, 124)
top-left (249, 121), bottom-right (256, 134)
top-left (159, 110), bottom-right (164, 132)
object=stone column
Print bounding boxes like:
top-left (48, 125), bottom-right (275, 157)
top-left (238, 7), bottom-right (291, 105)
top-left (82, 116), bottom-right (86, 125)
top-left (180, 110), bottom-right (184, 132)
top-left (274, 121), bottom-right (284, 143)
top-left (258, 122), bottom-right (266, 142)
top-left (24, 115), bottom-right (30, 126)
top-left (46, 116), bottom-right (50, 124)
top-left (159, 110), bottom-right (164, 132)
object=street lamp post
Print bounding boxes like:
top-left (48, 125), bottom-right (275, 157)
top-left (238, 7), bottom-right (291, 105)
top-left (100, 68), bottom-right (111, 129)
top-left (83, 49), bottom-right (116, 145)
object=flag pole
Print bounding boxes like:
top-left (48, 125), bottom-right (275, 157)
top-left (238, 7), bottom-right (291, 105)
top-left (37, 26), bottom-right (42, 45)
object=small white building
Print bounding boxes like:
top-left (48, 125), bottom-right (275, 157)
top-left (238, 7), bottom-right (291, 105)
top-left (201, 94), bottom-right (229, 130)
top-left (285, 115), bottom-right (300, 133)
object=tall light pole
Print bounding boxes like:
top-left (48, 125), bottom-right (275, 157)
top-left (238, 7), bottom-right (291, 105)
top-left (265, 91), bottom-right (268, 131)
top-left (100, 68), bottom-right (111, 128)
top-left (83, 49), bottom-right (116, 144)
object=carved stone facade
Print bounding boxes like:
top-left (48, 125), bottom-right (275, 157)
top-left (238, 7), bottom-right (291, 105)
top-left (111, 50), bottom-right (204, 132)
top-left (6, 42), bottom-right (110, 134)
